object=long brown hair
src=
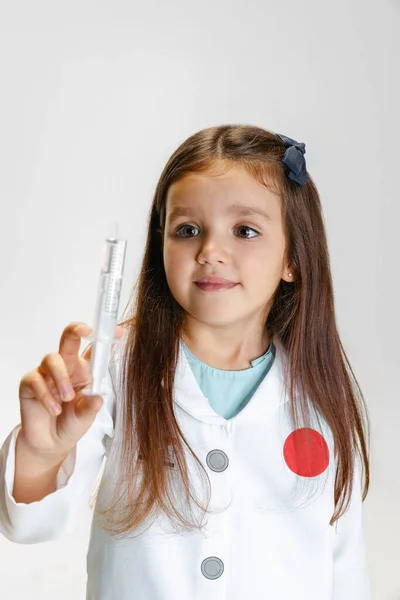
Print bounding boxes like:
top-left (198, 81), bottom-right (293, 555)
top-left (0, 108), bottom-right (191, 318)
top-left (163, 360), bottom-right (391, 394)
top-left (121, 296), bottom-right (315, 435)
top-left (92, 124), bottom-right (370, 537)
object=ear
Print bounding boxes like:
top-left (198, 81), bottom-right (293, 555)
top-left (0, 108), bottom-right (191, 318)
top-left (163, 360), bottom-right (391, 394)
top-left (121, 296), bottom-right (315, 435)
top-left (281, 264), bottom-right (296, 283)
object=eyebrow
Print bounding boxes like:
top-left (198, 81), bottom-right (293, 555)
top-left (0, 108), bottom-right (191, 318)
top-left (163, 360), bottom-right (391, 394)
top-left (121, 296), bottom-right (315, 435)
top-left (167, 203), bottom-right (272, 222)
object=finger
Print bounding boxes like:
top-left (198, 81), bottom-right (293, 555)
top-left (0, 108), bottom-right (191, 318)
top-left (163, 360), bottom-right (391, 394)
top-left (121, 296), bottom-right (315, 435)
top-left (21, 371), bottom-right (62, 416)
top-left (59, 322), bottom-right (92, 359)
top-left (81, 326), bottom-right (123, 362)
top-left (81, 343), bottom-right (93, 362)
top-left (38, 353), bottom-right (76, 403)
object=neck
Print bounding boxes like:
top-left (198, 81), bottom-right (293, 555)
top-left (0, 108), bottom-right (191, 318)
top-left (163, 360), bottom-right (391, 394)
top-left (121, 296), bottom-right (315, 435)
top-left (180, 324), bottom-right (270, 370)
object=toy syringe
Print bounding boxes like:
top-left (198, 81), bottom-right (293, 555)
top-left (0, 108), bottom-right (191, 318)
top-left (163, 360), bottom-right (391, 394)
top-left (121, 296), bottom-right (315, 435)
top-left (83, 225), bottom-right (127, 396)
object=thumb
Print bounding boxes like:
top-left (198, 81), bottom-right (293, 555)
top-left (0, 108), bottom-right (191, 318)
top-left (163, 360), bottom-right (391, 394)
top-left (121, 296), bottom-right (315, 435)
top-left (74, 393), bottom-right (104, 425)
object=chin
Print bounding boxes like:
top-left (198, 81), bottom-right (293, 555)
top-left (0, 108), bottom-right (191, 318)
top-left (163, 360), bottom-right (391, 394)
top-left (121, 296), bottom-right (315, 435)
top-left (185, 307), bottom-right (246, 327)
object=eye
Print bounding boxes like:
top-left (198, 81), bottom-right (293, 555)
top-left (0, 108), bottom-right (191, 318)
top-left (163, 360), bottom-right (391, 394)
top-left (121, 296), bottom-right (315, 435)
top-left (174, 224), bottom-right (260, 239)
top-left (235, 225), bottom-right (259, 239)
top-left (175, 225), bottom-right (200, 238)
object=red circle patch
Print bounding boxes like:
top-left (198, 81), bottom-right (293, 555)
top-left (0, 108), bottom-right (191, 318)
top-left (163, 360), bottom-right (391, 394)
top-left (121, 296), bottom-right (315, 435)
top-left (283, 428), bottom-right (329, 477)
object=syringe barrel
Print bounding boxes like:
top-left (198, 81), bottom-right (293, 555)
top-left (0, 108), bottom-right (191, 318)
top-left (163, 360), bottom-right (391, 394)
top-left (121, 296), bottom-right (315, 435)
top-left (84, 237), bottom-right (127, 396)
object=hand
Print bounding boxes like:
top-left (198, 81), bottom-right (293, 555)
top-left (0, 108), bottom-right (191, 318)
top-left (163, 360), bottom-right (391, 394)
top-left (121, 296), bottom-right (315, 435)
top-left (17, 321), bottom-right (123, 459)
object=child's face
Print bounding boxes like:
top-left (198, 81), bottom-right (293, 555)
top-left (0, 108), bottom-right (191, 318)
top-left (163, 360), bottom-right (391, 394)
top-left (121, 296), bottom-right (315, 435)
top-left (162, 163), bottom-right (292, 333)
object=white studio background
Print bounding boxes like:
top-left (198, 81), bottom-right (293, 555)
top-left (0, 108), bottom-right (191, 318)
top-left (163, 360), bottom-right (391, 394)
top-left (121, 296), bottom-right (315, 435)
top-left (0, 0), bottom-right (398, 598)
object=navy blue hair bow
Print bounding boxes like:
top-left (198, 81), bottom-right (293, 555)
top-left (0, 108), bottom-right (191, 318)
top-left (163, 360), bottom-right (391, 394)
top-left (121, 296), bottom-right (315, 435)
top-left (276, 133), bottom-right (307, 186)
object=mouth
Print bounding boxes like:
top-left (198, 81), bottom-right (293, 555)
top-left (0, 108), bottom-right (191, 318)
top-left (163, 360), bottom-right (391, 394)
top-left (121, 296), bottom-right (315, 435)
top-left (194, 276), bottom-right (237, 284)
top-left (194, 281), bottom-right (239, 292)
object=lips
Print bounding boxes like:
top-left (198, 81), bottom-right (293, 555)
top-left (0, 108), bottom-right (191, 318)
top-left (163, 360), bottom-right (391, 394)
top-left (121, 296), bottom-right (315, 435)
top-left (194, 276), bottom-right (237, 285)
top-left (194, 280), bottom-right (238, 292)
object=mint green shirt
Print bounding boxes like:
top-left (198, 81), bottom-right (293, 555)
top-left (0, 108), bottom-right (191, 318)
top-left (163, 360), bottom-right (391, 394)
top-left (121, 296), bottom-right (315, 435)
top-left (180, 339), bottom-right (276, 419)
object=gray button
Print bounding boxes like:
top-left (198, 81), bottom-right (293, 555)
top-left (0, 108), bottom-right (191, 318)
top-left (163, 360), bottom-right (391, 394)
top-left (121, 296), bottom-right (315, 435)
top-left (201, 556), bottom-right (224, 579)
top-left (206, 449), bottom-right (229, 472)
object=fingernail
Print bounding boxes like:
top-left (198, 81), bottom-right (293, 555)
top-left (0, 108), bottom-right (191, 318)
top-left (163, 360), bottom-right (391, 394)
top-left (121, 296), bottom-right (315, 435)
top-left (51, 403), bottom-right (62, 415)
top-left (61, 385), bottom-right (75, 401)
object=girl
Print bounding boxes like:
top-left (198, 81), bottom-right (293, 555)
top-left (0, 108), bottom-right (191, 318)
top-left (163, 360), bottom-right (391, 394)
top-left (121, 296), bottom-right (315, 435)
top-left (0, 125), bottom-right (371, 599)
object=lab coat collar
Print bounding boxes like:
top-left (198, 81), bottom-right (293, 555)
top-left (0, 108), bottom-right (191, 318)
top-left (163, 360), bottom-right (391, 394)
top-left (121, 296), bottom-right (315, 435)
top-left (173, 337), bottom-right (288, 425)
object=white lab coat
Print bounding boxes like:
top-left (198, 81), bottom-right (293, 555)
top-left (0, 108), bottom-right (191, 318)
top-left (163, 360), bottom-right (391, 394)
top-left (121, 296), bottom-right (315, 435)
top-left (0, 337), bottom-right (371, 599)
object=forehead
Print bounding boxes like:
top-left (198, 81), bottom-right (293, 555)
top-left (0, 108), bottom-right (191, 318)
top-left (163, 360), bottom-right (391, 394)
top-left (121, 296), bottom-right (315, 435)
top-left (166, 165), bottom-right (282, 219)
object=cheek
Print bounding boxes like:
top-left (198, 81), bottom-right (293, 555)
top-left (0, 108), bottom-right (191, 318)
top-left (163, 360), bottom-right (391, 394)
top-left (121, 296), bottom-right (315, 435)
top-left (163, 244), bottom-right (191, 282)
top-left (239, 245), bottom-right (284, 288)
top-left (240, 246), bottom-right (278, 272)
top-left (163, 240), bottom-right (176, 268)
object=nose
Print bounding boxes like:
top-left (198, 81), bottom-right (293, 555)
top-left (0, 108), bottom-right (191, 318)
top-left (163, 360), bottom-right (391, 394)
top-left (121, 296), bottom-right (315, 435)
top-left (196, 234), bottom-right (230, 264)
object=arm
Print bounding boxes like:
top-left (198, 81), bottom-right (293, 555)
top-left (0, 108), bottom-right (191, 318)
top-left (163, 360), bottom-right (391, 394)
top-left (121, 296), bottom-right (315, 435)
top-left (12, 429), bottom-right (72, 504)
top-left (330, 457), bottom-right (371, 599)
top-left (0, 347), bottom-right (120, 544)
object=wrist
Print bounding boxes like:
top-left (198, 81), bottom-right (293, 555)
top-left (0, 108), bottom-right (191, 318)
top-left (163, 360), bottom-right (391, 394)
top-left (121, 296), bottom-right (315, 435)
top-left (16, 429), bottom-right (72, 469)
